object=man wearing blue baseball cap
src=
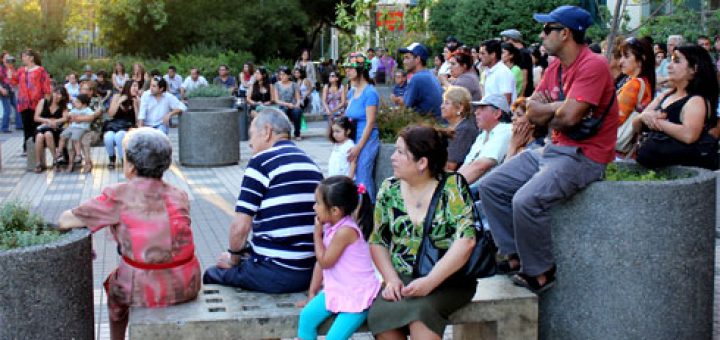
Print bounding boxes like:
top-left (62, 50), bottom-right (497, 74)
top-left (477, 5), bottom-right (618, 293)
top-left (398, 42), bottom-right (443, 119)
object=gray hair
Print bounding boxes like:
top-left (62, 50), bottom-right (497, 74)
top-left (123, 127), bottom-right (173, 178)
top-left (252, 108), bottom-right (292, 135)
top-left (667, 35), bottom-right (685, 45)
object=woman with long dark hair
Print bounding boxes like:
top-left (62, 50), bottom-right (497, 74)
top-left (615, 37), bottom-right (656, 156)
top-left (112, 62), bottom-right (128, 93)
top-left (246, 67), bottom-right (275, 117)
top-left (104, 80), bottom-right (139, 169)
top-left (322, 71), bottom-right (347, 124)
top-left (343, 52), bottom-right (380, 201)
top-left (633, 44), bottom-right (719, 169)
top-left (13, 49), bottom-right (52, 156)
top-left (33, 85), bottom-right (69, 173)
top-left (274, 67), bottom-right (302, 138)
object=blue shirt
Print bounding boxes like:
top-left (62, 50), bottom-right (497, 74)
top-left (235, 140), bottom-right (323, 270)
top-left (404, 69), bottom-right (442, 118)
top-left (213, 75), bottom-right (237, 90)
top-left (392, 82), bottom-right (407, 97)
top-left (346, 85), bottom-right (380, 143)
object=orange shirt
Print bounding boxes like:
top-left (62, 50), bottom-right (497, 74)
top-left (617, 77), bottom-right (652, 125)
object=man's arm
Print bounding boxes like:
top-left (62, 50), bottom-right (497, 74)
top-left (458, 157), bottom-right (497, 184)
top-left (228, 213), bottom-right (253, 265)
top-left (550, 98), bottom-right (593, 132)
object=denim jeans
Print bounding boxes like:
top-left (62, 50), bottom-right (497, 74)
top-left (0, 95), bottom-right (13, 131)
top-left (103, 130), bottom-right (127, 158)
top-left (202, 253), bottom-right (312, 294)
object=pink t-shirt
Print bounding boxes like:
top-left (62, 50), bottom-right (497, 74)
top-left (536, 46), bottom-right (619, 164)
top-left (322, 216), bottom-right (381, 313)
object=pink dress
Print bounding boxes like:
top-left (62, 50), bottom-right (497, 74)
top-left (72, 177), bottom-right (201, 321)
top-left (322, 216), bottom-right (381, 313)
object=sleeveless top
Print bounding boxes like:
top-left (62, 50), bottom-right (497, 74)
top-left (298, 80), bottom-right (309, 98)
top-left (656, 92), bottom-right (716, 130)
top-left (322, 215), bottom-right (381, 313)
top-left (325, 85), bottom-right (343, 113)
top-left (251, 83), bottom-right (271, 103)
top-left (41, 100), bottom-right (64, 120)
top-left (110, 100), bottom-right (137, 125)
top-left (276, 81), bottom-right (297, 104)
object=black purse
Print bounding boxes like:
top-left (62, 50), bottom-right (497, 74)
top-left (413, 173), bottom-right (497, 285)
top-left (102, 119), bottom-right (133, 133)
top-left (557, 66), bottom-right (617, 141)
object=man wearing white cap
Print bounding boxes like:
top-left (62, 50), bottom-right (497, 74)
top-left (459, 93), bottom-right (513, 186)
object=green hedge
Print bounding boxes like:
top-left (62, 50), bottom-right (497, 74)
top-left (41, 47), bottom-right (292, 84)
top-left (0, 201), bottom-right (62, 250)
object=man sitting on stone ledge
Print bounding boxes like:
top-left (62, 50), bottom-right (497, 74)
top-left (203, 108), bottom-right (323, 293)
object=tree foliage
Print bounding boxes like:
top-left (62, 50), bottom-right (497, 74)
top-left (0, 0), bottom-right (68, 53)
top-left (636, 5), bottom-right (720, 42)
top-left (98, 0), bottom-right (338, 59)
top-left (428, 0), bottom-right (573, 49)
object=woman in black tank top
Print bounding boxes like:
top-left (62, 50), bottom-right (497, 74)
top-left (246, 67), bottom-right (275, 117)
top-left (104, 80), bottom-right (139, 168)
top-left (32, 85), bottom-right (69, 172)
top-left (633, 45), bottom-right (719, 169)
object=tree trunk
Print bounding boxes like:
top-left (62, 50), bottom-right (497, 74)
top-left (605, 0), bottom-right (625, 61)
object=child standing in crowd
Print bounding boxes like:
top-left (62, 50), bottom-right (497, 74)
top-left (57, 94), bottom-right (93, 172)
top-left (297, 176), bottom-right (379, 340)
top-left (327, 116), bottom-right (356, 178)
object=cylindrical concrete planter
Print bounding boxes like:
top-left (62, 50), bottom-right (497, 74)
top-left (373, 143), bottom-right (395, 193)
top-left (186, 96), bottom-right (234, 110)
top-left (0, 228), bottom-right (93, 339)
top-left (179, 108), bottom-right (239, 167)
top-left (542, 164), bottom-right (715, 340)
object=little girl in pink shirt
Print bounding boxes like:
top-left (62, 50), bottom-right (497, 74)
top-left (297, 176), bottom-right (380, 340)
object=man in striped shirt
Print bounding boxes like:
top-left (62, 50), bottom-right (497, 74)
top-left (203, 108), bottom-right (323, 293)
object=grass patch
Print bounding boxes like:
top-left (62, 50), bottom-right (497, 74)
top-left (0, 201), bottom-right (63, 250)
top-left (604, 163), bottom-right (684, 181)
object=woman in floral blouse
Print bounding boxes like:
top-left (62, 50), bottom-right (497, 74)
top-left (12, 49), bottom-right (51, 155)
top-left (59, 128), bottom-right (200, 340)
top-left (367, 125), bottom-right (478, 340)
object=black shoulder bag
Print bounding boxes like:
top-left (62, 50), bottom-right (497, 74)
top-left (413, 173), bottom-right (497, 286)
top-left (558, 66), bottom-right (617, 141)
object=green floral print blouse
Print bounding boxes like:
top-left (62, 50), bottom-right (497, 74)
top-left (369, 172), bottom-right (476, 275)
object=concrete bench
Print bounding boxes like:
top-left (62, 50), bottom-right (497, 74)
top-left (128, 275), bottom-right (537, 340)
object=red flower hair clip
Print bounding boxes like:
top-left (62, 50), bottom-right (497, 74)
top-left (357, 183), bottom-right (367, 195)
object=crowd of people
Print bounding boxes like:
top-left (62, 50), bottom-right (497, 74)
top-left (41, 4), bottom-right (720, 340)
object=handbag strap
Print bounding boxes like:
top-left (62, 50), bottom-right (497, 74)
top-left (558, 66), bottom-right (616, 122)
top-left (421, 175), bottom-right (448, 241)
top-left (635, 77), bottom-right (646, 112)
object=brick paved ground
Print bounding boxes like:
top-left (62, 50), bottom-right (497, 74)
top-left (1, 123), bottom-right (717, 339)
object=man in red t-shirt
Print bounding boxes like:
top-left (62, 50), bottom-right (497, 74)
top-left (477, 5), bottom-right (618, 293)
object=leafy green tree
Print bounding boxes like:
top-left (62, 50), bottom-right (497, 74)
top-left (0, 0), bottom-right (68, 53)
top-left (428, 0), bottom-right (572, 49)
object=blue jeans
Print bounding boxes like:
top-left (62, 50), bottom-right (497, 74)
top-left (202, 253), bottom-right (312, 293)
top-left (103, 130), bottom-right (127, 159)
top-left (298, 292), bottom-right (368, 340)
top-left (355, 129), bottom-right (379, 202)
top-left (284, 107), bottom-right (303, 137)
top-left (150, 123), bottom-right (169, 134)
top-left (0, 97), bottom-right (15, 131)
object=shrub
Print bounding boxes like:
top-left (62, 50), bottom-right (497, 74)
top-left (604, 163), bottom-right (681, 181)
top-left (186, 84), bottom-right (232, 98)
top-left (376, 101), bottom-right (436, 143)
top-left (0, 201), bottom-right (62, 250)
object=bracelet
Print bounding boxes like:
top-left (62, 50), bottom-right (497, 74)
top-left (227, 248), bottom-right (244, 256)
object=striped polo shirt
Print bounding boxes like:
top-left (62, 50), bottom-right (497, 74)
top-left (236, 140), bottom-right (323, 271)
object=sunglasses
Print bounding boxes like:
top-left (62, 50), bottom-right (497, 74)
top-left (542, 24), bottom-right (565, 35)
top-left (329, 74), bottom-right (338, 77)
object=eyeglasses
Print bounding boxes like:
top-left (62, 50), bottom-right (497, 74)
top-left (329, 74), bottom-right (338, 77)
top-left (542, 24), bottom-right (565, 35)
top-left (152, 76), bottom-right (162, 81)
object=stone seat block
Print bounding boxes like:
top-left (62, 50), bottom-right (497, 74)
top-left (128, 275), bottom-right (537, 340)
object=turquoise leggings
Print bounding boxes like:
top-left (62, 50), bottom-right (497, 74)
top-left (297, 292), bottom-right (368, 340)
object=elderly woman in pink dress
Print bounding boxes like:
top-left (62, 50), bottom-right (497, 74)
top-left (58, 127), bottom-right (200, 340)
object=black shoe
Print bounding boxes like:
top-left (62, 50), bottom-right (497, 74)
top-left (108, 156), bottom-right (116, 169)
top-left (496, 253), bottom-right (521, 275)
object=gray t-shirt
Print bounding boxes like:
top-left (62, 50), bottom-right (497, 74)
top-left (276, 81), bottom-right (297, 104)
top-left (453, 71), bottom-right (482, 101)
top-left (447, 118), bottom-right (479, 165)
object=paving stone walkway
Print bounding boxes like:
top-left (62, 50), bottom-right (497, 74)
top-left (0, 124), bottom-right (717, 339)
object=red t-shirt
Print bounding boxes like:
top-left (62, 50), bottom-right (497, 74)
top-left (536, 47), bottom-right (618, 164)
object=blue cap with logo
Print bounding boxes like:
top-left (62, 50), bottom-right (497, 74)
top-left (398, 43), bottom-right (430, 62)
top-left (533, 5), bottom-right (593, 32)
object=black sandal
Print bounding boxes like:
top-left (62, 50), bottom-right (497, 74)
top-left (33, 164), bottom-right (45, 174)
top-left (496, 253), bottom-right (521, 275)
top-left (511, 265), bottom-right (557, 294)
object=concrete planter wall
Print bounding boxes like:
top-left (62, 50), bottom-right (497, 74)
top-left (0, 228), bottom-right (93, 339)
top-left (373, 143), bottom-right (395, 193)
top-left (186, 96), bottom-right (234, 110)
top-left (179, 108), bottom-right (239, 167)
top-left (542, 164), bottom-right (716, 340)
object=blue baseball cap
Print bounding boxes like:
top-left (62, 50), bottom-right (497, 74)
top-left (533, 5), bottom-right (593, 32)
top-left (398, 43), bottom-right (430, 62)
